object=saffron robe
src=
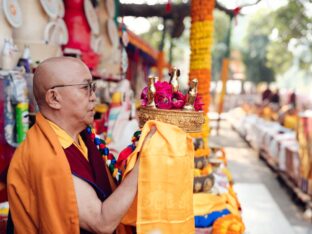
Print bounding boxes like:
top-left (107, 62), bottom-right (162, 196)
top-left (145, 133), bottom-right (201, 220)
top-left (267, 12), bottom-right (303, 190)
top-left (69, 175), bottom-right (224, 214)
top-left (7, 113), bottom-right (114, 233)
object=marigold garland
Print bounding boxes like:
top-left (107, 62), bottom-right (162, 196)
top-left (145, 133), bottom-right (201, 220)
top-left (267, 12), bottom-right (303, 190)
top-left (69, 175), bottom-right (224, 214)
top-left (212, 214), bottom-right (245, 234)
top-left (189, 0), bottom-right (214, 113)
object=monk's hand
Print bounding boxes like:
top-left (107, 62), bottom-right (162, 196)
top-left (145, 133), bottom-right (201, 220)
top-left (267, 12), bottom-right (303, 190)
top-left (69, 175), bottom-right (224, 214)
top-left (133, 126), bottom-right (156, 170)
top-left (140, 125), bottom-right (156, 152)
top-left (148, 126), bottom-right (157, 138)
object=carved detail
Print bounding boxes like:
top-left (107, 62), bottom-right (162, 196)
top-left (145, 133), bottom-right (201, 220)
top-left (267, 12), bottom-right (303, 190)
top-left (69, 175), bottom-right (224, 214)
top-left (169, 67), bottom-right (180, 92)
top-left (184, 79), bottom-right (198, 111)
top-left (138, 107), bottom-right (205, 133)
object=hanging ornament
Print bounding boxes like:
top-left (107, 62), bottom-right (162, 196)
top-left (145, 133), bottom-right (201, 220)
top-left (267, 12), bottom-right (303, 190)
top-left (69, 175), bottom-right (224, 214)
top-left (3, 0), bottom-right (22, 28)
top-left (106, 19), bottom-right (119, 48)
top-left (91, 35), bottom-right (104, 54)
top-left (165, 0), bottom-right (172, 13)
top-left (105, 0), bottom-right (115, 18)
top-left (84, 0), bottom-right (100, 35)
top-left (40, 0), bottom-right (58, 19)
top-left (57, 0), bottom-right (65, 18)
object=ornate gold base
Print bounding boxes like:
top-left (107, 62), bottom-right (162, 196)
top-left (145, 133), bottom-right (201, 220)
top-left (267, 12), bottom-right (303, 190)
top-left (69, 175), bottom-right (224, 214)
top-left (138, 107), bottom-right (205, 133)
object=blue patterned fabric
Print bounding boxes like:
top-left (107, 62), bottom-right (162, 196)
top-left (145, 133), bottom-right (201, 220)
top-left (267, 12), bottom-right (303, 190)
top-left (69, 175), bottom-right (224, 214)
top-left (194, 209), bottom-right (230, 227)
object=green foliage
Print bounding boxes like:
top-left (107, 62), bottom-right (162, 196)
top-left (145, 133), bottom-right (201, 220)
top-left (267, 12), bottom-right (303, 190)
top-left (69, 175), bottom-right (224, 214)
top-left (271, 0), bottom-right (310, 43)
top-left (242, 0), bottom-right (312, 83)
top-left (243, 34), bottom-right (275, 84)
top-left (213, 10), bottom-right (231, 44)
top-left (140, 17), bottom-right (191, 66)
top-left (266, 41), bottom-right (293, 74)
top-left (140, 17), bottom-right (163, 50)
top-left (242, 10), bottom-right (275, 84)
top-left (266, 0), bottom-right (311, 73)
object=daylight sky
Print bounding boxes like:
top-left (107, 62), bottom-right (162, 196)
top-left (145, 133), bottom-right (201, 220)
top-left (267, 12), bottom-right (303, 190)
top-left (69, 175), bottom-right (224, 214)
top-left (120, 0), bottom-right (288, 34)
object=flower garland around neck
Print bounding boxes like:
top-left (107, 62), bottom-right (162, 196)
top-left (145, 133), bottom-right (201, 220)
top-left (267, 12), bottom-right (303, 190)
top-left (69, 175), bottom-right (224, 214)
top-left (86, 126), bottom-right (141, 183)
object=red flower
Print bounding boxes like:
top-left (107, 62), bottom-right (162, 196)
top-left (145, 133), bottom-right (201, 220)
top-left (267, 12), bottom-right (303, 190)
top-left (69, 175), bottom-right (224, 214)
top-left (155, 91), bottom-right (172, 109)
top-left (172, 91), bottom-right (186, 109)
top-left (155, 81), bottom-right (173, 94)
top-left (194, 95), bottom-right (204, 111)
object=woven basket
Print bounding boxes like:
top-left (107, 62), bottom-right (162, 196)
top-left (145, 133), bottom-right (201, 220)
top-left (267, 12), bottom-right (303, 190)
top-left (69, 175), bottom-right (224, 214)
top-left (138, 107), bottom-right (205, 133)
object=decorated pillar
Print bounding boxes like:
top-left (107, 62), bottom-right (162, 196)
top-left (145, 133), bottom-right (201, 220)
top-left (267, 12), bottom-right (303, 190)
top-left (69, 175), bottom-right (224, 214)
top-left (189, 0), bottom-right (214, 113)
top-left (189, 0), bottom-right (214, 146)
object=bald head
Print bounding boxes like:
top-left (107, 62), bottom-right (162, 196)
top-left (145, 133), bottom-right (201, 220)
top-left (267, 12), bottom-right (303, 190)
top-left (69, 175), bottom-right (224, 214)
top-left (33, 57), bottom-right (90, 108)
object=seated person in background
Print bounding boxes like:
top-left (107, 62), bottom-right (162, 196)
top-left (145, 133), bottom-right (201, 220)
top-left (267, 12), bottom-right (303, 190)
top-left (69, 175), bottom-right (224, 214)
top-left (288, 90), bottom-right (297, 109)
top-left (261, 84), bottom-right (272, 104)
top-left (270, 89), bottom-right (280, 106)
top-left (7, 57), bottom-right (154, 233)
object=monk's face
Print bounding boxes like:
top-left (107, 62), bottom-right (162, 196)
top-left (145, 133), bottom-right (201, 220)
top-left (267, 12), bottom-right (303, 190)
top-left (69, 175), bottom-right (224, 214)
top-left (34, 57), bottom-right (97, 130)
top-left (57, 65), bottom-right (96, 127)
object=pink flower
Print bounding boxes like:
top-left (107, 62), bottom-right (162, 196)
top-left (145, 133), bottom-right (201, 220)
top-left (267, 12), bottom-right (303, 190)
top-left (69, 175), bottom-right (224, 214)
top-left (172, 91), bottom-right (186, 109)
top-left (140, 87), bottom-right (148, 106)
top-left (194, 95), bottom-right (204, 111)
top-left (140, 81), bottom-right (203, 111)
top-left (155, 81), bottom-right (173, 94)
top-left (141, 99), bottom-right (147, 107)
top-left (155, 91), bottom-right (172, 109)
top-left (141, 86), bottom-right (148, 100)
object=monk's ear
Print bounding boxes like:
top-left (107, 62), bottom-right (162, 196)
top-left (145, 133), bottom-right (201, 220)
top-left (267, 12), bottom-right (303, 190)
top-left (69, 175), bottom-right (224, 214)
top-left (45, 89), bottom-right (61, 109)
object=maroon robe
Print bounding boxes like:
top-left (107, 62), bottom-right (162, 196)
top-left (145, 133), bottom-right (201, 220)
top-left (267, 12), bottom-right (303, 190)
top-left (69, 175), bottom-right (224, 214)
top-left (64, 130), bottom-right (113, 234)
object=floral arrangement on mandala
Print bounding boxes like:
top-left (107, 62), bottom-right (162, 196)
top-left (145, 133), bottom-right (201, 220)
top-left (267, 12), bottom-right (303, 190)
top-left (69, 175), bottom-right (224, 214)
top-left (140, 80), bottom-right (203, 111)
top-left (137, 67), bottom-right (205, 133)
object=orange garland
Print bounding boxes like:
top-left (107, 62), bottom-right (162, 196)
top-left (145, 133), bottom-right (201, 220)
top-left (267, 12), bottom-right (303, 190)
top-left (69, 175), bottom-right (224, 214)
top-left (212, 214), bottom-right (245, 234)
top-left (189, 0), bottom-right (215, 113)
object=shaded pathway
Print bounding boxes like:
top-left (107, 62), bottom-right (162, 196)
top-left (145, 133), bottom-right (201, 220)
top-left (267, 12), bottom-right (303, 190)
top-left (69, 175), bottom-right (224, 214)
top-left (209, 114), bottom-right (312, 234)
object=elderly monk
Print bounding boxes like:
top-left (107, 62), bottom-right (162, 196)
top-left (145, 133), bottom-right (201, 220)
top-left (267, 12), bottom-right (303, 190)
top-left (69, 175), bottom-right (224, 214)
top-left (7, 57), bottom-right (153, 234)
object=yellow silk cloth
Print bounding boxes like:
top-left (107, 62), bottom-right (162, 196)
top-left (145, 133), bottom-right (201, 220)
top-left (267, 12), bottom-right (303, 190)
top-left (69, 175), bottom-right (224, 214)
top-left (221, 168), bottom-right (233, 184)
top-left (193, 193), bottom-right (240, 217)
top-left (122, 120), bottom-right (195, 234)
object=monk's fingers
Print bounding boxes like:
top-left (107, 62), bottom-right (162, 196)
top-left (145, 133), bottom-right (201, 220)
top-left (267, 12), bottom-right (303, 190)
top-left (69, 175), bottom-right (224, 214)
top-left (146, 126), bottom-right (156, 140)
top-left (136, 126), bottom-right (156, 159)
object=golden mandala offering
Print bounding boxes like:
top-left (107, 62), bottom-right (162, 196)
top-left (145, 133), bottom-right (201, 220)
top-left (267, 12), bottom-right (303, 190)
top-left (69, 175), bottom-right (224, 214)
top-left (138, 107), bottom-right (205, 133)
top-left (138, 67), bottom-right (205, 133)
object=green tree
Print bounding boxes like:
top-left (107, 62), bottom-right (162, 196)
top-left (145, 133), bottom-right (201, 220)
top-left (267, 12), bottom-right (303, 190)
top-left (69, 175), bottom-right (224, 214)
top-left (140, 17), bottom-right (190, 65)
top-left (242, 10), bottom-right (275, 84)
top-left (243, 34), bottom-right (275, 84)
top-left (266, 0), bottom-right (311, 74)
top-left (140, 17), bottom-right (163, 50)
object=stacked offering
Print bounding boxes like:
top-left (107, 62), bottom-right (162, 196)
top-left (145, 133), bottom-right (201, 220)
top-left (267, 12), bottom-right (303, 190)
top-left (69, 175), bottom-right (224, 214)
top-left (192, 143), bottom-right (245, 234)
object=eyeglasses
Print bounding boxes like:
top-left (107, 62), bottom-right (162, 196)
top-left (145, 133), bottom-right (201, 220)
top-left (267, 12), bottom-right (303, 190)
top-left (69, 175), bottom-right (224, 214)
top-left (50, 81), bottom-right (96, 96)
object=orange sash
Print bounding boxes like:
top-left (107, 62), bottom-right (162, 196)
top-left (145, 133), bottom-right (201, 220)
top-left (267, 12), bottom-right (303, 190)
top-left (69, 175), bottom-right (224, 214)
top-left (7, 113), bottom-right (80, 234)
